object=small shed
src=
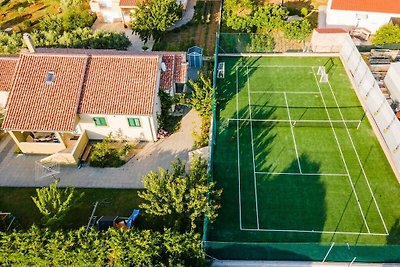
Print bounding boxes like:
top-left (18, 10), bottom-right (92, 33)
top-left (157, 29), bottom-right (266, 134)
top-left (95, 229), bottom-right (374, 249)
top-left (187, 46), bottom-right (203, 68)
top-left (384, 62), bottom-right (400, 102)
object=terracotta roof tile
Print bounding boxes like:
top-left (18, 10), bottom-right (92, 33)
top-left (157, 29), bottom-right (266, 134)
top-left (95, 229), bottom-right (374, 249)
top-left (78, 55), bottom-right (160, 115)
top-left (3, 49), bottom-right (187, 131)
top-left (0, 56), bottom-right (18, 92)
top-left (159, 54), bottom-right (187, 90)
top-left (331, 0), bottom-right (400, 14)
top-left (315, 28), bottom-right (347, 33)
top-left (119, 0), bottom-right (141, 7)
top-left (2, 54), bottom-right (87, 131)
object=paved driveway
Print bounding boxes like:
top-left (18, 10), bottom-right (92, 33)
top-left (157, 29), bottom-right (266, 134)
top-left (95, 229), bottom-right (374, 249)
top-left (91, 20), bottom-right (155, 51)
top-left (0, 109), bottom-right (201, 189)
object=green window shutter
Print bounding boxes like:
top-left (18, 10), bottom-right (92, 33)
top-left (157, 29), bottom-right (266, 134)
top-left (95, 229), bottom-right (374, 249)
top-left (127, 118), bottom-right (141, 127)
top-left (93, 117), bottom-right (107, 126)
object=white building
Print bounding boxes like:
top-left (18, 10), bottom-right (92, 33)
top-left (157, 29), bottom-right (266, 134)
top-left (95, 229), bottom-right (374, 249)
top-left (90, 0), bottom-right (188, 24)
top-left (326, 0), bottom-right (400, 33)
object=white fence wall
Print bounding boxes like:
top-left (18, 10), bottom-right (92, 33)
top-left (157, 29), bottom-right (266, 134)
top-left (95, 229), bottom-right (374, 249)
top-left (340, 36), bottom-right (400, 174)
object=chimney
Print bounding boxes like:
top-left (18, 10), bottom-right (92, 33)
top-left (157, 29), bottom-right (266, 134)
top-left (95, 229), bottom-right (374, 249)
top-left (23, 33), bottom-right (36, 53)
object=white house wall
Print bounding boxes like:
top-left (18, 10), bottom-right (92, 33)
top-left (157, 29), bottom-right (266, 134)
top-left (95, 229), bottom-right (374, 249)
top-left (326, 9), bottom-right (398, 33)
top-left (78, 114), bottom-right (157, 141)
top-left (0, 91), bottom-right (9, 108)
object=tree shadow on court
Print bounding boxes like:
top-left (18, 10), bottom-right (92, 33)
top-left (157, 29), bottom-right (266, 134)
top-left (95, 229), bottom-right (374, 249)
top-left (216, 56), bottom-right (261, 117)
top-left (210, 90), bottom-right (328, 245)
top-left (387, 219), bottom-right (400, 244)
top-left (257, 154), bottom-right (327, 243)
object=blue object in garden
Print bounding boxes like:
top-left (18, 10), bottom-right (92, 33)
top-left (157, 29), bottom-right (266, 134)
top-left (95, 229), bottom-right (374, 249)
top-left (126, 209), bottom-right (139, 228)
top-left (187, 46), bottom-right (203, 68)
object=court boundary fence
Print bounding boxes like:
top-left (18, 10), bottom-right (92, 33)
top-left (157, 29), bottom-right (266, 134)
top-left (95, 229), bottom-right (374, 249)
top-left (340, 35), bottom-right (400, 179)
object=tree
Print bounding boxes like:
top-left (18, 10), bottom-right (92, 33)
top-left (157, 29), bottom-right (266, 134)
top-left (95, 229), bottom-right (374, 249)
top-left (283, 19), bottom-right (312, 40)
top-left (0, 31), bottom-right (23, 54)
top-left (223, 0), bottom-right (255, 32)
top-left (252, 4), bottom-right (288, 32)
top-left (138, 158), bottom-right (222, 231)
top-left (373, 23), bottom-right (400, 45)
top-left (182, 74), bottom-right (214, 118)
top-left (31, 179), bottom-right (82, 227)
top-left (130, 0), bottom-right (181, 42)
top-left (247, 33), bottom-right (275, 52)
top-left (0, 226), bottom-right (205, 266)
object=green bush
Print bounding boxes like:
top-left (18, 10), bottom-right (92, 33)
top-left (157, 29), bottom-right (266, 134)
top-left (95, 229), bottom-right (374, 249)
top-left (0, 31), bottom-right (23, 54)
top-left (246, 33), bottom-right (275, 52)
top-left (89, 137), bottom-right (125, 168)
top-left (193, 116), bottom-right (211, 148)
top-left (373, 23), bottom-right (400, 45)
top-left (0, 227), bottom-right (205, 266)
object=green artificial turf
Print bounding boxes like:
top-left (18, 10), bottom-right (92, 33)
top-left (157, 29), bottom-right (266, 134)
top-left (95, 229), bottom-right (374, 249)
top-left (206, 56), bottom-right (400, 261)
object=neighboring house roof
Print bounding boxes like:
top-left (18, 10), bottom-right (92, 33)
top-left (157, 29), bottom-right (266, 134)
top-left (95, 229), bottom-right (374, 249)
top-left (3, 49), bottom-right (188, 132)
top-left (331, 0), bottom-right (400, 14)
top-left (119, 0), bottom-right (141, 7)
top-left (159, 53), bottom-right (188, 90)
top-left (0, 56), bottom-right (18, 92)
top-left (78, 55), bottom-right (160, 115)
top-left (2, 54), bottom-right (88, 132)
top-left (315, 28), bottom-right (347, 34)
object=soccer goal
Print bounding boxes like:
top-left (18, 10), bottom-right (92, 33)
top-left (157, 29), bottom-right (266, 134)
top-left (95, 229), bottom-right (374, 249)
top-left (217, 62), bottom-right (225, 79)
top-left (35, 161), bottom-right (60, 180)
top-left (317, 66), bottom-right (329, 83)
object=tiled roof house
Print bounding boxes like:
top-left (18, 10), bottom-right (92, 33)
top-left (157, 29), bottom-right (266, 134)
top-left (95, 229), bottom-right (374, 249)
top-left (325, 0), bottom-right (400, 33)
top-left (2, 49), bottom-right (187, 164)
top-left (0, 56), bottom-right (18, 107)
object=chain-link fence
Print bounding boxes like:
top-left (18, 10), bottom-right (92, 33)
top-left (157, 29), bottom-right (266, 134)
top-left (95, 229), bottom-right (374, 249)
top-left (218, 32), bottom-right (309, 53)
top-left (204, 241), bottom-right (400, 262)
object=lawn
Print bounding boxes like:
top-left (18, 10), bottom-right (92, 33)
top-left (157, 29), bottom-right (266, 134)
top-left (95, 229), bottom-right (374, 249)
top-left (0, 0), bottom-right (90, 32)
top-left (0, 187), bottom-right (163, 231)
top-left (153, 1), bottom-right (220, 56)
top-left (205, 56), bottom-right (400, 262)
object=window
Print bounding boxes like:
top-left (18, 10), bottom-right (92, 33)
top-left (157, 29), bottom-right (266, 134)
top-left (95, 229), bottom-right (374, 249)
top-left (127, 118), bottom-right (141, 127)
top-left (93, 117), bottom-right (107, 126)
top-left (45, 71), bottom-right (55, 85)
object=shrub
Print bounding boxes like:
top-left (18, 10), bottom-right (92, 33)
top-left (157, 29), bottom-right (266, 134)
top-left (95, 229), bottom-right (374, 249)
top-left (300, 7), bottom-right (308, 17)
top-left (193, 116), bottom-right (211, 148)
top-left (89, 137), bottom-right (125, 167)
top-left (31, 179), bottom-right (82, 227)
top-left (246, 33), bottom-right (275, 52)
top-left (373, 23), bottom-right (400, 45)
top-left (0, 31), bottom-right (23, 54)
top-left (157, 90), bottom-right (175, 130)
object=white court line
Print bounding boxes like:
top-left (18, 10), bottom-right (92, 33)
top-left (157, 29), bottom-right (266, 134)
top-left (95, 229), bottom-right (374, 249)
top-left (325, 74), bottom-right (389, 235)
top-left (228, 118), bottom-right (361, 123)
top-left (235, 68), bottom-right (243, 230)
top-left (246, 66), bottom-right (260, 229)
top-left (284, 92), bottom-right (302, 173)
top-left (255, 172), bottom-right (349, 177)
top-left (241, 228), bottom-right (388, 236)
top-left (238, 65), bottom-right (320, 68)
top-left (250, 91), bottom-right (320, 94)
top-left (311, 67), bottom-right (371, 233)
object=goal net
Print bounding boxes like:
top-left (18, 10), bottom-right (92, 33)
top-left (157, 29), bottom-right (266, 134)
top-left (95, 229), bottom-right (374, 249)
top-left (35, 161), bottom-right (60, 180)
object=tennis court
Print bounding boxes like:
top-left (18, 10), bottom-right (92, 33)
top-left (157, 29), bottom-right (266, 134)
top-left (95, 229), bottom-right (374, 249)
top-left (206, 56), bottom-right (400, 261)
